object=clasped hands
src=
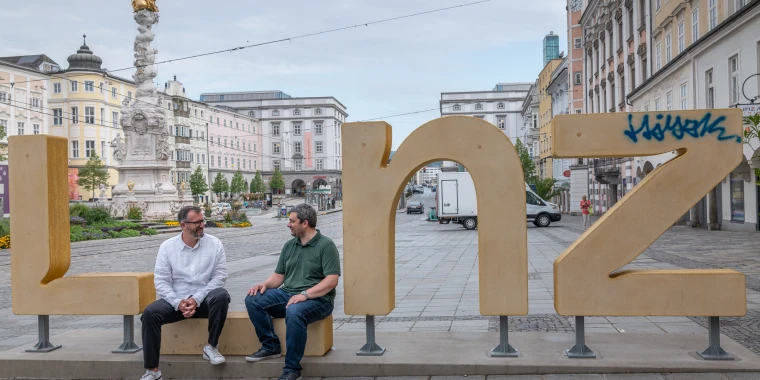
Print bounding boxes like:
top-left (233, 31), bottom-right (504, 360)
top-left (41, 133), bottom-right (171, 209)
top-left (247, 283), bottom-right (307, 308)
top-left (179, 298), bottom-right (197, 317)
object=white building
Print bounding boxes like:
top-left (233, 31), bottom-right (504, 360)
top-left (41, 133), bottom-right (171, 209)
top-left (440, 82), bottom-right (532, 171)
top-left (0, 55), bottom-right (58, 140)
top-left (200, 91), bottom-right (346, 198)
top-left (520, 81), bottom-right (541, 163)
top-left (420, 166), bottom-right (442, 184)
top-left (160, 77), bottom-right (212, 203)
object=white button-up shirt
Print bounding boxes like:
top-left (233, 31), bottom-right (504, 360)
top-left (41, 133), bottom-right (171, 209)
top-left (154, 233), bottom-right (228, 310)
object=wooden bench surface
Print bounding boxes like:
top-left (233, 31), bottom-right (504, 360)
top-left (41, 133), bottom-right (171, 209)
top-left (160, 311), bottom-right (333, 356)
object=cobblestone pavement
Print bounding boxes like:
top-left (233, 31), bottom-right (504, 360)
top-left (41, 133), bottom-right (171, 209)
top-left (212, 375), bottom-right (760, 380)
top-left (0, 190), bottom-right (758, 358)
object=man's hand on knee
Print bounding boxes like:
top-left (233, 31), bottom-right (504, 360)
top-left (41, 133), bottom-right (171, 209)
top-left (247, 283), bottom-right (266, 296)
top-left (180, 298), bottom-right (197, 317)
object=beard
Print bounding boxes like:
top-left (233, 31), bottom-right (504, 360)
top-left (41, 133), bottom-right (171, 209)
top-left (190, 228), bottom-right (204, 239)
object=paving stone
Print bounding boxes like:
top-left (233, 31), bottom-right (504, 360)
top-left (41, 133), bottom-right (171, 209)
top-left (602, 374), bottom-right (666, 379)
top-left (663, 374), bottom-right (727, 380)
top-left (544, 375), bottom-right (604, 380)
top-left (726, 373), bottom-right (760, 380)
top-left (486, 376), bottom-right (543, 380)
top-left (431, 377), bottom-right (486, 380)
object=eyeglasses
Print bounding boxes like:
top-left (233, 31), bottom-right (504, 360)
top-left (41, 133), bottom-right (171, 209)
top-left (183, 219), bottom-right (206, 226)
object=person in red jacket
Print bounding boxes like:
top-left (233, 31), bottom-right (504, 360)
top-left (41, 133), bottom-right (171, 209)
top-left (580, 195), bottom-right (591, 230)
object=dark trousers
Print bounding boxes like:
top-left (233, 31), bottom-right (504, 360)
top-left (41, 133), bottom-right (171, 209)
top-left (244, 288), bottom-right (333, 373)
top-left (141, 288), bottom-right (231, 369)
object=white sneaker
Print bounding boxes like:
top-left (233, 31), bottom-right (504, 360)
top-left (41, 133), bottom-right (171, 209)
top-left (140, 370), bottom-right (162, 380)
top-left (202, 344), bottom-right (226, 365)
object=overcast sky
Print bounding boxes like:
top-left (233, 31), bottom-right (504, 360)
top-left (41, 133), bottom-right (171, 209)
top-left (0, 0), bottom-right (567, 149)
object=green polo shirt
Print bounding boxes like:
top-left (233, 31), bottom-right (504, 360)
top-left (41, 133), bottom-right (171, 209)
top-left (276, 230), bottom-right (341, 302)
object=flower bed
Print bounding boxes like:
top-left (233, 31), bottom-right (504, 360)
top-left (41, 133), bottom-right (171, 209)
top-left (164, 221), bottom-right (180, 227)
top-left (70, 221), bottom-right (157, 242)
top-left (0, 235), bottom-right (10, 249)
top-left (205, 221), bottom-right (251, 228)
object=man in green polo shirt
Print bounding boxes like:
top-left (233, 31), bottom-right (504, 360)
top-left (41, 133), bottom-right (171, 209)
top-left (244, 203), bottom-right (340, 380)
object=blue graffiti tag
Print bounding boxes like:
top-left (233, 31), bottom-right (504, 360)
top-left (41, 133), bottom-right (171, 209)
top-left (624, 113), bottom-right (742, 143)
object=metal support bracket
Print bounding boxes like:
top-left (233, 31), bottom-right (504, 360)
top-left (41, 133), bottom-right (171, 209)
top-left (26, 315), bottom-right (62, 353)
top-left (490, 315), bottom-right (518, 357)
top-left (698, 316), bottom-right (734, 360)
top-left (566, 316), bottom-right (596, 358)
top-left (356, 315), bottom-right (385, 356)
top-left (112, 315), bottom-right (142, 353)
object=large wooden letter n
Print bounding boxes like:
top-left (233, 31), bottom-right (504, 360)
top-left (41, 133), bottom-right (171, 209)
top-left (342, 116), bottom-right (528, 318)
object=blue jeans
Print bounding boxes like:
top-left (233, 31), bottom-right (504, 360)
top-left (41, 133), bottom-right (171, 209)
top-left (244, 288), bottom-right (333, 373)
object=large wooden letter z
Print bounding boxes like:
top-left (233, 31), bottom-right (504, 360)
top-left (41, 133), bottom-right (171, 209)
top-left (552, 110), bottom-right (746, 317)
top-left (342, 116), bottom-right (528, 317)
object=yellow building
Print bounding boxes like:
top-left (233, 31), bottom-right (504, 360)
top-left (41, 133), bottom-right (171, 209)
top-left (538, 58), bottom-right (563, 179)
top-left (48, 38), bottom-right (136, 201)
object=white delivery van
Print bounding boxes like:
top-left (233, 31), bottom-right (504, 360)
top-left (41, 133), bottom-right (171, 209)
top-left (435, 172), bottom-right (561, 230)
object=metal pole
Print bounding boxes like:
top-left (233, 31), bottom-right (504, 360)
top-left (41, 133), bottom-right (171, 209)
top-left (112, 315), bottom-right (142, 353)
top-left (698, 316), bottom-right (734, 360)
top-left (356, 315), bottom-right (385, 356)
top-left (490, 316), bottom-right (518, 357)
top-left (565, 316), bottom-right (596, 358)
top-left (26, 315), bottom-right (62, 353)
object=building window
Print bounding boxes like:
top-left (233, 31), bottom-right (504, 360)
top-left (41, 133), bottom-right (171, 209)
top-left (72, 141), bottom-right (79, 158)
top-left (84, 81), bottom-right (94, 92)
top-left (100, 108), bottom-right (105, 126)
top-left (71, 107), bottom-right (79, 124)
top-left (0, 92), bottom-right (6, 103)
top-left (666, 91), bottom-right (672, 110)
top-left (314, 108), bottom-right (322, 115)
top-left (315, 122), bottom-right (323, 134)
top-left (574, 72), bottom-right (582, 85)
top-left (272, 110), bottom-right (280, 116)
top-left (497, 102), bottom-right (505, 109)
top-left (272, 123), bottom-right (280, 135)
top-left (210, 155), bottom-right (214, 167)
top-left (295, 159), bottom-right (303, 171)
top-left (316, 159), bottom-right (324, 170)
top-left (127, 91), bottom-right (132, 101)
top-left (53, 83), bottom-right (61, 93)
top-left (112, 88), bottom-right (117, 98)
top-left (85, 140), bottom-right (95, 158)
top-left (453, 104), bottom-right (461, 111)
top-left (293, 109), bottom-right (301, 116)
top-left (729, 55), bottom-right (740, 105)
top-left (730, 171), bottom-right (745, 222)
top-left (85, 107), bottom-right (95, 124)
top-left (655, 42), bottom-right (662, 70)
top-left (224, 139), bottom-right (227, 147)
top-left (273, 143), bottom-right (281, 154)
top-left (574, 37), bottom-right (582, 49)
top-left (113, 111), bottom-right (119, 128)
top-left (71, 81), bottom-right (78, 92)
top-left (99, 83), bottom-right (104, 94)
top-left (680, 84), bottom-right (688, 109)
top-left (294, 142), bottom-right (302, 154)
top-left (254, 143), bottom-right (257, 152)
top-left (692, 8), bottom-right (700, 42)
top-left (17, 122), bottom-right (24, 135)
top-left (247, 110), bottom-right (255, 117)
top-left (217, 156), bottom-right (221, 167)
top-left (709, 0), bottom-right (717, 30)
top-left (677, 22), bottom-right (684, 54)
top-left (475, 103), bottom-right (483, 110)
top-left (497, 116), bottom-right (506, 129)
top-left (706, 69), bottom-right (715, 108)
top-left (253, 160), bottom-right (257, 170)
top-left (101, 141), bottom-right (106, 157)
top-left (655, 98), bottom-right (661, 111)
top-left (273, 160), bottom-right (281, 171)
top-left (224, 157), bottom-right (228, 167)
top-left (315, 141), bottom-right (323, 153)
top-left (293, 123), bottom-right (302, 135)
top-left (53, 109), bottom-right (63, 125)
top-left (33, 124), bottom-right (40, 135)
top-left (665, 33), bottom-right (672, 63)
top-left (202, 154), bottom-right (206, 164)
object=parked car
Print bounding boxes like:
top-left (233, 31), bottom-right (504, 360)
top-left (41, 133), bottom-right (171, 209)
top-left (406, 201), bottom-right (425, 214)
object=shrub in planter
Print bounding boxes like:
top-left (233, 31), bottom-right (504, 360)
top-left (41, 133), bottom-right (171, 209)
top-left (69, 203), bottom-right (89, 218)
top-left (84, 206), bottom-right (112, 225)
top-left (127, 206), bottom-right (143, 220)
top-left (70, 216), bottom-right (86, 226)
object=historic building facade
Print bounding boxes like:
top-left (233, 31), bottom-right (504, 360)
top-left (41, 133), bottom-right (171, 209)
top-left (199, 91), bottom-right (344, 198)
top-left (46, 37), bottom-right (136, 201)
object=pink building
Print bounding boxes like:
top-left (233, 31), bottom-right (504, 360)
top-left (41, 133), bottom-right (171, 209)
top-left (207, 105), bottom-right (261, 196)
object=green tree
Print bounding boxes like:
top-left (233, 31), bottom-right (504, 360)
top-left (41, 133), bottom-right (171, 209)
top-left (76, 153), bottom-right (110, 201)
top-left (211, 172), bottom-right (229, 198)
top-left (250, 170), bottom-right (265, 194)
top-left (189, 166), bottom-right (209, 202)
top-left (0, 123), bottom-right (7, 162)
top-left (269, 168), bottom-right (285, 194)
top-left (743, 113), bottom-right (760, 185)
top-left (515, 140), bottom-right (537, 184)
top-left (532, 178), bottom-right (563, 201)
top-left (230, 170), bottom-right (246, 195)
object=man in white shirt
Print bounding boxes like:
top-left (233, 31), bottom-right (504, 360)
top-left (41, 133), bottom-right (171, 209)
top-left (140, 206), bottom-right (230, 380)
